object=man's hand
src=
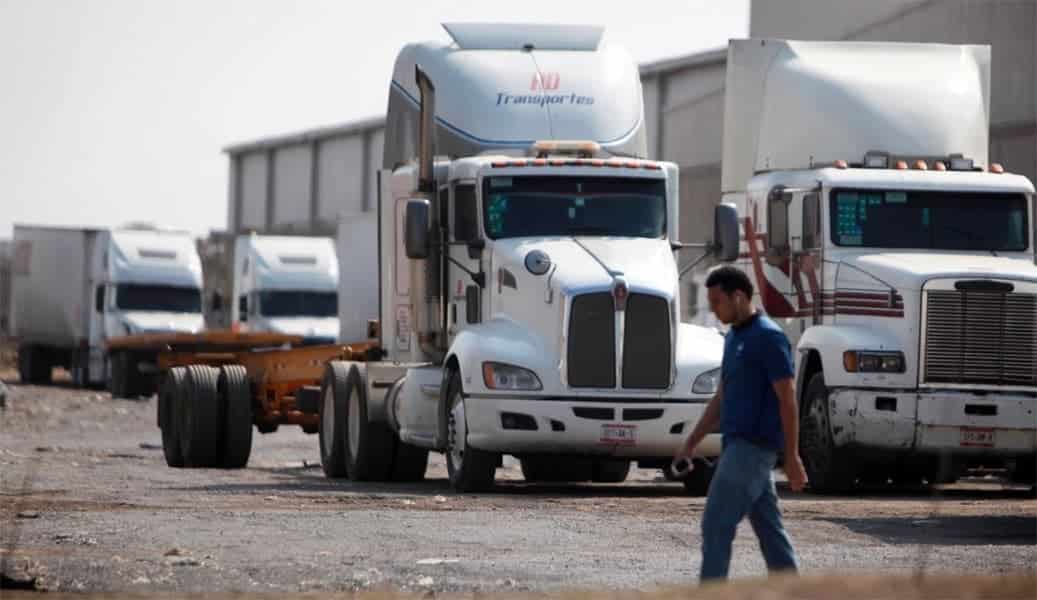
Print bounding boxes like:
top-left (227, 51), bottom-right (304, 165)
top-left (671, 440), bottom-right (697, 477)
top-left (784, 453), bottom-right (808, 492)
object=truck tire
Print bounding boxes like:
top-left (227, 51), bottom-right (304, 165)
top-left (179, 365), bottom-right (222, 468)
top-left (110, 352), bottom-right (131, 399)
top-left (681, 458), bottom-right (716, 496)
top-left (1009, 458), bottom-right (1036, 484)
top-left (18, 346), bottom-right (51, 385)
top-left (521, 457), bottom-right (593, 482)
top-left (800, 373), bottom-right (855, 494)
top-left (159, 368), bottom-right (186, 468)
top-left (343, 364), bottom-right (394, 481)
top-left (390, 439), bottom-right (429, 482)
top-left (445, 369), bottom-right (498, 492)
top-left (318, 361), bottom-right (350, 478)
top-left (592, 459), bottom-right (631, 483)
top-left (218, 365), bottom-right (252, 469)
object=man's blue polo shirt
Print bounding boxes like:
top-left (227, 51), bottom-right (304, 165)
top-left (719, 312), bottom-right (795, 451)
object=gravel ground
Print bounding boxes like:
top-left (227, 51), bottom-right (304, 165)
top-left (1, 368), bottom-right (1035, 594)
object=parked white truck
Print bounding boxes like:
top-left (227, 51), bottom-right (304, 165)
top-left (202, 233), bottom-right (340, 345)
top-left (713, 39), bottom-right (1036, 491)
top-left (315, 24), bottom-right (737, 492)
top-left (10, 225), bottom-right (204, 396)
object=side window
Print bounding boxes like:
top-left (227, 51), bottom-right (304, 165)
top-left (238, 295), bottom-right (248, 321)
top-left (95, 285), bottom-right (105, 313)
top-left (453, 184), bottom-right (478, 242)
top-left (767, 188), bottom-right (791, 254)
top-left (802, 192), bottom-right (821, 250)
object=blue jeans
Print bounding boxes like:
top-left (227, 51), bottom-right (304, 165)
top-left (700, 437), bottom-right (799, 580)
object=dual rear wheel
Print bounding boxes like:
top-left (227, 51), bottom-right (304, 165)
top-left (158, 364), bottom-right (253, 469)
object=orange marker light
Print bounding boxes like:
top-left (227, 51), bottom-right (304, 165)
top-left (913, 160), bottom-right (928, 171)
top-left (933, 161), bottom-right (947, 171)
top-left (990, 163), bottom-right (1005, 174)
top-left (895, 160), bottom-right (908, 170)
top-left (834, 159), bottom-right (848, 169)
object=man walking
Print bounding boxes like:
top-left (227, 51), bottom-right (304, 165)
top-left (674, 266), bottom-right (807, 581)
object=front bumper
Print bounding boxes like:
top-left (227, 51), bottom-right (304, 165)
top-left (463, 396), bottom-right (722, 459)
top-left (828, 388), bottom-right (1037, 457)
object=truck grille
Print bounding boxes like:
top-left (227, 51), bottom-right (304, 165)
top-left (567, 293), bottom-right (615, 388)
top-left (622, 293), bottom-right (671, 389)
top-left (924, 289), bottom-right (1037, 387)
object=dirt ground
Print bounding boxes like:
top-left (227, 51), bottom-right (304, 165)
top-left (1, 358), bottom-right (1035, 595)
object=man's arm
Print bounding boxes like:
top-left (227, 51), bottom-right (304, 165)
top-left (773, 377), bottom-right (807, 491)
top-left (676, 386), bottom-right (723, 460)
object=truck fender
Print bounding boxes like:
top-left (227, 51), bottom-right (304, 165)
top-left (796, 324), bottom-right (906, 391)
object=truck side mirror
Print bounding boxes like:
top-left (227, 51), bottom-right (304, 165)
top-left (238, 295), bottom-right (248, 322)
top-left (465, 285), bottom-right (481, 324)
top-left (405, 199), bottom-right (431, 259)
top-left (802, 192), bottom-right (821, 250)
top-left (767, 189), bottom-right (792, 258)
top-left (713, 203), bottom-right (741, 263)
top-left (95, 285), bottom-right (105, 313)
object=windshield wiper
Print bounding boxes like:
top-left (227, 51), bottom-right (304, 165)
top-left (942, 225), bottom-right (1000, 256)
top-left (566, 226), bottom-right (611, 236)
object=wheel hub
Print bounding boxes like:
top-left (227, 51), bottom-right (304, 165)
top-left (447, 393), bottom-right (467, 471)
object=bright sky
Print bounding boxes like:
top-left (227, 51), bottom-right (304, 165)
top-left (0, 0), bottom-right (749, 239)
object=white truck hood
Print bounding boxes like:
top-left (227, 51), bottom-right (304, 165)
top-left (496, 237), bottom-right (677, 297)
top-left (122, 312), bottom-right (203, 335)
top-left (841, 252), bottom-right (1037, 291)
top-left (263, 317), bottom-right (339, 340)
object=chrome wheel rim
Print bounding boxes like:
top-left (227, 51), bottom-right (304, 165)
top-left (447, 391), bottom-right (467, 472)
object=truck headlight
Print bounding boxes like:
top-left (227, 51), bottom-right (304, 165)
top-left (692, 367), bottom-right (721, 394)
top-left (843, 351), bottom-right (905, 373)
top-left (482, 362), bottom-right (542, 391)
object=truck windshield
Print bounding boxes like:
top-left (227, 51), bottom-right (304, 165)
top-left (482, 176), bottom-right (666, 239)
top-left (831, 189), bottom-right (1029, 251)
top-left (116, 284), bottom-right (202, 313)
top-left (258, 291), bottom-right (337, 318)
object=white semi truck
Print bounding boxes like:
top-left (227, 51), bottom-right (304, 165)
top-left (316, 24), bottom-right (737, 492)
top-left (200, 233), bottom-right (340, 345)
top-left (10, 225), bottom-right (204, 397)
top-left (713, 39), bottom-right (1036, 491)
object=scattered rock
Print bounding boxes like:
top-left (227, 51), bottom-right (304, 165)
top-left (163, 548), bottom-right (185, 557)
top-left (1, 572), bottom-right (38, 590)
top-left (131, 576), bottom-right (151, 585)
top-left (138, 442), bottom-right (162, 450)
top-left (166, 556), bottom-right (200, 567)
top-left (416, 558), bottom-right (459, 565)
top-left (34, 446), bottom-right (55, 453)
top-left (433, 495), bottom-right (448, 503)
top-left (401, 499), bottom-right (416, 506)
top-left (417, 576), bottom-right (435, 587)
top-left (16, 511), bottom-right (40, 519)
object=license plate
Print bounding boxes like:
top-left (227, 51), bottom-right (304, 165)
top-left (600, 424), bottom-right (637, 446)
top-left (960, 427), bottom-right (995, 447)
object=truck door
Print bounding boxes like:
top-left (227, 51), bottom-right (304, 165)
top-left (447, 182), bottom-right (485, 341)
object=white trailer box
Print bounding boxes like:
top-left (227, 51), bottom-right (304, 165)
top-left (337, 213), bottom-right (378, 343)
top-left (11, 225), bottom-right (204, 393)
top-left (715, 39), bottom-right (1036, 491)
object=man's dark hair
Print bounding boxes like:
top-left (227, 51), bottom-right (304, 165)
top-left (705, 266), bottom-right (754, 298)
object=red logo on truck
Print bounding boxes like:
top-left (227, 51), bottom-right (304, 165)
top-left (531, 72), bottom-right (560, 91)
